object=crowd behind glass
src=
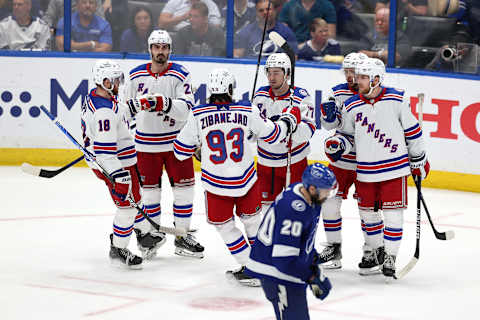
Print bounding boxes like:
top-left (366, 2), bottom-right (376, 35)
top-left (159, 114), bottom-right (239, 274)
top-left (0, 0), bottom-right (478, 74)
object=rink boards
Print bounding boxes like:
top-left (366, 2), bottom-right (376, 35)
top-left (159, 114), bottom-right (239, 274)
top-left (0, 56), bottom-right (479, 192)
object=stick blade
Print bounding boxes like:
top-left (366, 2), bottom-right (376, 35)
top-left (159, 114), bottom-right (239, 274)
top-left (268, 31), bottom-right (286, 47)
top-left (445, 230), bottom-right (455, 240)
top-left (394, 257), bottom-right (418, 280)
top-left (21, 162), bottom-right (41, 177)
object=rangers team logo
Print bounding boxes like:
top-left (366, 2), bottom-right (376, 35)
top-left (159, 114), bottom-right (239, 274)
top-left (291, 200), bottom-right (306, 212)
top-left (299, 88), bottom-right (308, 97)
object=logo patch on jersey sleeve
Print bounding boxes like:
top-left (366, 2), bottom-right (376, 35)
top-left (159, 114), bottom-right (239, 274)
top-left (291, 200), bottom-right (306, 212)
top-left (299, 89), bottom-right (308, 97)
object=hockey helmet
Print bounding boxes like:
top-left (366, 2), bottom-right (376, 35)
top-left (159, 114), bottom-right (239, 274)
top-left (148, 29), bottom-right (172, 53)
top-left (207, 68), bottom-right (236, 97)
top-left (92, 59), bottom-right (124, 95)
top-left (355, 58), bottom-right (385, 86)
top-left (342, 52), bottom-right (368, 70)
top-left (264, 53), bottom-right (291, 81)
top-left (302, 163), bottom-right (337, 199)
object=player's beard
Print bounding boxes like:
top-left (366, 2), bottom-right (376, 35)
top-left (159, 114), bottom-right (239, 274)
top-left (152, 52), bottom-right (168, 64)
top-left (112, 86), bottom-right (119, 96)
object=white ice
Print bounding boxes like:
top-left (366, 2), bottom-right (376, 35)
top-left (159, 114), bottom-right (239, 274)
top-left (1, 166), bottom-right (478, 320)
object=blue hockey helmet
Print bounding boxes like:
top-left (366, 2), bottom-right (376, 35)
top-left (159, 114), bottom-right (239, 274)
top-left (302, 163), bottom-right (337, 197)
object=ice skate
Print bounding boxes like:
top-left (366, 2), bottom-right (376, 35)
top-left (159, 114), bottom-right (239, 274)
top-left (109, 234), bottom-right (143, 269)
top-left (382, 254), bottom-right (396, 281)
top-left (174, 233), bottom-right (204, 258)
top-left (134, 228), bottom-right (166, 260)
top-left (317, 243), bottom-right (342, 269)
top-left (226, 266), bottom-right (261, 287)
top-left (358, 246), bottom-right (384, 276)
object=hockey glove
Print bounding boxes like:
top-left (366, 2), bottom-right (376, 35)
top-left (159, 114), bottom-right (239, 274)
top-left (112, 169), bottom-right (132, 201)
top-left (410, 152), bottom-right (430, 180)
top-left (126, 94), bottom-right (156, 115)
top-left (324, 135), bottom-right (346, 162)
top-left (307, 264), bottom-right (332, 300)
top-left (320, 101), bottom-right (338, 124)
top-left (149, 94), bottom-right (172, 113)
top-left (278, 106), bottom-right (301, 134)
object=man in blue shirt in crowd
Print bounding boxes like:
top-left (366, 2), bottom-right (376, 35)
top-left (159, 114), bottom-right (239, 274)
top-left (234, 0), bottom-right (297, 58)
top-left (55, 0), bottom-right (112, 52)
top-left (279, 0), bottom-right (337, 44)
top-left (221, 0), bottom-right (256, 33)
top-left (298, 18), bottom-right (341, 61)
top-left (246, 163), bottom-right (337, 320)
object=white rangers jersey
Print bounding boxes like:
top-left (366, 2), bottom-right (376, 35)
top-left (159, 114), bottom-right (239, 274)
top-left (320, 82), bottom-right (358, 171)
top-left (173, 102), bottom-right (290, 197)
top-left (253, 86), bottom-right (316, 167)
top-left (81, 89), bottom-right (137, 175)
top-left (0, 16), bottom-right (50, 50)
top-left (340, 87), bottom-right (426, 183)
top-left (124, 62), bottom-right (194, 153)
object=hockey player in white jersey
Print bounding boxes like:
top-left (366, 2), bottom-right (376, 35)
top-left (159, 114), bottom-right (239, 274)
top-left (325, 58), bottom-right (430, 278)
top-left (246, 163), bottom-right (337, 320)
top-left (317, 52), bottom-right (370, 269)
top-left (173, 68), bottom-right (301, 286)
top-left (81, 60), bottom-right (164, 268)
top-left (125, 29), bottom-right (204, 258)
top-left (253, 53), bottom-right (317, 215)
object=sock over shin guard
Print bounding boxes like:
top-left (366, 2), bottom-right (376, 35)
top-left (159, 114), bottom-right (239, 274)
top-left (112, 207), bottom-right (136, 248)
top-left (359, 209), bottom-right (384, 249)
top-left (142, 188), bottom-right (162, 226)
top-left (321, 196), bottom-right (343, 243)
top-left (383, 209), bottom-right (404, 256)
top-left (173, 186), bottom-right (194, 232)
top-left (215, 220), bottom-right (250, 266)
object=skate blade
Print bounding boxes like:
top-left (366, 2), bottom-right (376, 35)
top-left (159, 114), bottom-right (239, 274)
top-left (138, 239), bottom-right (167, 260)
top-left (321, 260), bottom-right (342, 269)
top-left (110, 259), bottom-right (143, 270)
top-left (225, 273), bottom-right (261, 287)
top-left (359, 267), bottom-right (382, 276)
top-left (174, 247), bottom-right (204, 259)
top-left (384, 275), bottom-right (395, 283)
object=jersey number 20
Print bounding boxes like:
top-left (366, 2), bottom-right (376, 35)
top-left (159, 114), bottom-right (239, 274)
top-left (206, 128), bottom-right (244, 164)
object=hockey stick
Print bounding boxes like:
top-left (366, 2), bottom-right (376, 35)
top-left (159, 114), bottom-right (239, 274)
top-left (269, 31), bottom-right (296, 186)
top-left (21, 154), bottom-right (85, 178)
top-left (395, 175), bottom-right (421, 279)
top-left (39, 106), bottom-right (186, 237)
top-left (394, 92), bottom-right (425, 279)
top-left (251, 0), bottom-right (272, 101)
top-left (414, 177), bottom-right (455, 240)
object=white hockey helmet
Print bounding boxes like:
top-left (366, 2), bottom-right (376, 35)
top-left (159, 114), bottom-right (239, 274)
top-left (264, 53), bottom-right (291, 81)
top-left (355, 57), bottom-right (385, 86)
top-left (207, 68), bottom-right (236, 97)
top-left (342, 52), bottom-right (368, 70)
top-left (148, 29), bottom-right (172, 53)
top-left (92, 59), bottom-right (124, 95)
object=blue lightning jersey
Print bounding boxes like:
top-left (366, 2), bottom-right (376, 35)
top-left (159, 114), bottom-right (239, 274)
top-left (245, 183), bottom-right (321, 288)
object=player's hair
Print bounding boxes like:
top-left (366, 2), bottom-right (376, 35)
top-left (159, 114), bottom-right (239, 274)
top-left (209, 93), bottom-right (233, 104)
top-left (191, 1), bottom-right (209, 17)
top-left (309, 18), bottom-right (327, 33)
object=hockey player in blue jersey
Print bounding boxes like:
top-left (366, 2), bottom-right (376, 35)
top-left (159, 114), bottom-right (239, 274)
top-left (246, 163), bottom-right (337, 320)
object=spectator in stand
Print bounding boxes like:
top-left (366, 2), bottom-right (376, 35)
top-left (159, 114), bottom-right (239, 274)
top-left (376, 0), bottom-right (427, 16)
top-left (466, 0), bottom-right (480, 44)
top-left (42, 0), bottom-right (103, 29)
top-left (0, 0), bottom-right (50, 50)
top-left (221, 0), bottom-right (256, 32)
top-left (360, 7), bottom-right (410, 66)
top-left (272, 0), bottom-right (288, 15)
top-left (176, 1), bottom-right (225, 56)
top-left (120, 5), bottom-right (154, 53)
top-left (279, 0), bottom-right (337, 44)
top-left (0, 0), bottom-right (11, 20)
top-left (102, 0), bottom-right (129, 51)
top-left (234, 0), bottom-right (297, 58)
top-left (55, 0), bottom-right (112, 52)
top-left (158, 0), bottom-right (221, 32)
top-left (331, 0), bottom-right (371, 42)
top-left (298, 18), bottom-right (341, 61)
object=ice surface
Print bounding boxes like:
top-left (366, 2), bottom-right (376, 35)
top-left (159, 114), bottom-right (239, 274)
top-left (1, 166), bottom-right (478, 319)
